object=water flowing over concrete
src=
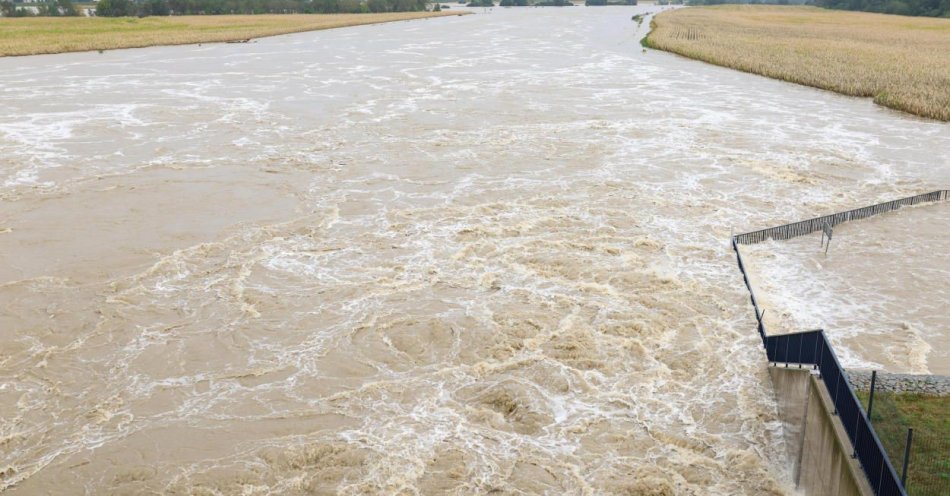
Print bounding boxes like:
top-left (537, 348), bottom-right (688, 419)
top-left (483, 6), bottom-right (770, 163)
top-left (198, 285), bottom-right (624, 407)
top-left (1, 7), bottom-right (948, 494)
top-left (743, 204), bottom-right (950, 375)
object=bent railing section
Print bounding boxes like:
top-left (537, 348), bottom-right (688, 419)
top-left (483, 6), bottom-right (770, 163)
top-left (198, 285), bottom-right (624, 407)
top-left (731, 237), bottom-right (907, 496)
top-left (734, 190), bottom-right (949, 245)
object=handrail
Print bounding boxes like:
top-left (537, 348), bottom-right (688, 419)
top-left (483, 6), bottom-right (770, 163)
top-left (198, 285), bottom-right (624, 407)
top-left (731, 236), bottom-right (908, 496)
top-left (734, 190), bottom-right (948, 245)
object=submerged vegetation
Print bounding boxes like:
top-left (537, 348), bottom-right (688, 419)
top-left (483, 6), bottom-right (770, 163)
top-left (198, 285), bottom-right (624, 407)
top-left (0, 11), bottom-right (463, 56)
top-left (644, 6), bottom-right (950, 121)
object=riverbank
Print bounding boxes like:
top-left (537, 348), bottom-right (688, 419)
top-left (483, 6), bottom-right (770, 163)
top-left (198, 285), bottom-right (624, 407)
top-left (854, 388), bottom-right (949, 496)
top-left (0, 12), bottom-right (467, 57)
top-left (644, 6), bottom-right (950, 121)
top-left (849, 371), bottom-right (950, 396)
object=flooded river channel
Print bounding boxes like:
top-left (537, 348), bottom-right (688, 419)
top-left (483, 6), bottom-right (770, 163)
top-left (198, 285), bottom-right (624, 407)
top-left (1, 7), bottom-right (948, 494)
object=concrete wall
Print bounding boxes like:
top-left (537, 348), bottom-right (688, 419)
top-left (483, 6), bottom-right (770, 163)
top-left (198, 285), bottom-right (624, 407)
top-left (769, 366), bottom-right (810, 480)
top-left (768, 367), bottom-right (873, 496)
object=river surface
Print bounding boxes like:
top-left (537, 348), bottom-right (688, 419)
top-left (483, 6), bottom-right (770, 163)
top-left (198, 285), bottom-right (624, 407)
top-left (1, 6), bottom-right (948, 495)
top-left (743, 203), bottom-right (950, 376)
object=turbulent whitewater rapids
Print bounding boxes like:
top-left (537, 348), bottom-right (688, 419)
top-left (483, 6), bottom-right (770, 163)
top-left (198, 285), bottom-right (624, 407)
top-left (1, 7), bottom-right (948, 495)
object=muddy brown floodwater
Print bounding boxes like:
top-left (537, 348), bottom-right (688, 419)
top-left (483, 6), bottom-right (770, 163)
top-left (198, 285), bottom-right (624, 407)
top-left (743, 203), bottom-right (950, 376)
top-left (1, 7), bottom-right (948, 495)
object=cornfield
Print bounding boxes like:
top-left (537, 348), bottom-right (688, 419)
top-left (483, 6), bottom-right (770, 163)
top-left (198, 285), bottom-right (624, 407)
top-left (0, 12), bottom-right (465, 57)
top-left (645, 6), bottom-right (950, 121)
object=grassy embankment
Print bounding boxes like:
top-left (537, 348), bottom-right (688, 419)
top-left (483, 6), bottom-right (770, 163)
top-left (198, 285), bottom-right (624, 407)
top-left (644, 6), bottom-right (950, 121)
top-left (855, 390), bottom-right (949, 495)
top-left (0, 11), bottom-right (467, 57)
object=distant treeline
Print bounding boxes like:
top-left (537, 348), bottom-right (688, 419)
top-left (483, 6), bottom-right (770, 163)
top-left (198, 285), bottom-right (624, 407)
top-left (585, 0), bottom-right (637, 4)
top-left (814, 0), bottom-right (950, 17)
top-left (1, 0), bottom-right (80, 15)
top-left (686, 0), bottom-right (949, 17)
top-left (686, 0), bottom-right (808, 5)
top-left (469, 0), bottom-right (574, 5)
top-left (0, 0), bottom-right (427, 16)
top-left (95, 0), bottom-right (426, 15)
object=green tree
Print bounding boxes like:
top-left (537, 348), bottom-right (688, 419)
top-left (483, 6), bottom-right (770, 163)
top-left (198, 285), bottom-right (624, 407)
top-left (143, 0), bottom-right (171, 14)
top-left (58, 0), bottom-right (80, 15)
top-left (95, 0), bottom-right (133, 16)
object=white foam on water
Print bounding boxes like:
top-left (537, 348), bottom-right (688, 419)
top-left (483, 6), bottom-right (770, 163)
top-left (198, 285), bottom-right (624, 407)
top-left (741, 204), bottom-right (950, 375)
top-left (1, 6), bottom-right (948, 495)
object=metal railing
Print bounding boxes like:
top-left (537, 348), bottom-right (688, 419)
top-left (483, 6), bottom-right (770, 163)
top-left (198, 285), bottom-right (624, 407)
top-left (734, 190), bottom-right (949, 245)
top-left (731, 237), bottom-right (908, 496)
top-left (765, 329), bottom-right (907, 496)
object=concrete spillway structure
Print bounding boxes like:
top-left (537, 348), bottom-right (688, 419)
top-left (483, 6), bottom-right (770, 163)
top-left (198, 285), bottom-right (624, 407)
top-left (770, 367), bottom-right (872, 496)
top-left (730, 193), bottom-right (950, 496)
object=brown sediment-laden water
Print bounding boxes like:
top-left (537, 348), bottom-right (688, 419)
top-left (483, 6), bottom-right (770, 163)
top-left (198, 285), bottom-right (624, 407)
top-left (743, 203), bottom-right (950, 376)
top-left (1, 7), bottom-right (948, 494)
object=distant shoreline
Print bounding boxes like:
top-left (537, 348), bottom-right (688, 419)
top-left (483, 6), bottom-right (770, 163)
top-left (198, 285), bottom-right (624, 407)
top-left (0, 11), bottom-right (469, 58)
top-left (644, 6), bottom-right (950, 121)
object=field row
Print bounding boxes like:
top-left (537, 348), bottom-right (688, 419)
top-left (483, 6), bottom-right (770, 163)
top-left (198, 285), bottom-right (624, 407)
top-left (0, 11), bottom-right (465, 57)
top-left (646, 6), bottom-right (950, 121)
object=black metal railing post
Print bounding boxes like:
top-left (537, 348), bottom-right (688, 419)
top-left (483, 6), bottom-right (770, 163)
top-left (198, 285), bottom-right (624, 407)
top-left (867, 370), bottom-right (877, 422)
top-left (832, 373), bottom-right (841, 415)
top-left (878, 461), bottom-right (886, 496)
top-left (768, 336), bottom-right (776, 365)
top-left (797, 335), bottom-right (803, 368)
top-left (784, 337), bottom-right (790, 367)
top-left (901, 428), bottom-right (913, 488)
top-left (852, 415), bottom-right (861, 459)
